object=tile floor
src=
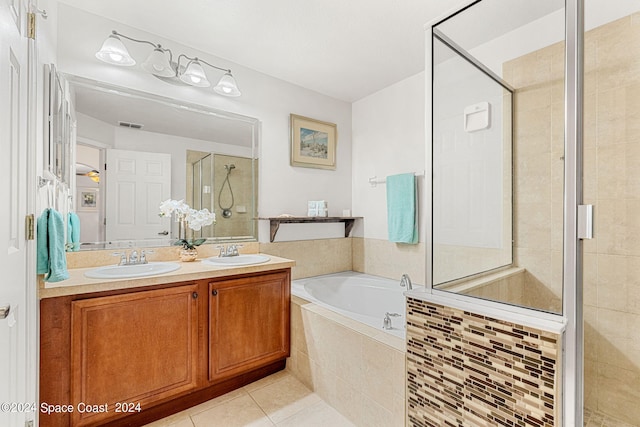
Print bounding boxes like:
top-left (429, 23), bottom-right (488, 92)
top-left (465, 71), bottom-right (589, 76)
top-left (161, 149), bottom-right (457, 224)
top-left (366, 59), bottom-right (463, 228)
top-left (144, 370), bottom-right (355, 427)
top-left (145, 372), bottom-right (640, 427)
top-left (584, 408), bottom-right (638, 427)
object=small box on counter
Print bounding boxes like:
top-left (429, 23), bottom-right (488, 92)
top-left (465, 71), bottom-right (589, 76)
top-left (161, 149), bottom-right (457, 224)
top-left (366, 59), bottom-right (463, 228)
top-left (307, 200), bottom-right (328, 217)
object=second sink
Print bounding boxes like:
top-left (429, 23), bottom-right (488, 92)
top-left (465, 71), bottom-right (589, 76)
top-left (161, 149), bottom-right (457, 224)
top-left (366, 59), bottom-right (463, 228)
top-left (202, 254), bottom-right (270, 267)
top-left (85, 262), bottom-right (181, 279)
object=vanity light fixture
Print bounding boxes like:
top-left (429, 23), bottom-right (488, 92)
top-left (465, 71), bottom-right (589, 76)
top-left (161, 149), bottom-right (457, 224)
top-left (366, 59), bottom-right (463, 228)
top-left (95, 30), bottom-right (241, 97)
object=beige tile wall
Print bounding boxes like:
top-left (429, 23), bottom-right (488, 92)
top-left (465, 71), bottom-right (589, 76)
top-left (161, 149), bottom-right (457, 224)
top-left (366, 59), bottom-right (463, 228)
top-left (211, 155), bottom-right (256, 238)
top-left (288, 296), bottom-right (405, 427)
top-left (582, 13), bottom-right (640, 425)
top-left (506, 12), bottom-right (640, 425)
top-left (459, 268), bottom-right (526, 306)
top-left (433, 244), bottom-right (512, 287)
top-left (352, 237), bottom-right (425, 284)
top-left (259, 238), bottom-right (353, 280)
top-left (503, 39), bottom-right (564, 315)
top-left (65, 242), bottom-right (261, 269)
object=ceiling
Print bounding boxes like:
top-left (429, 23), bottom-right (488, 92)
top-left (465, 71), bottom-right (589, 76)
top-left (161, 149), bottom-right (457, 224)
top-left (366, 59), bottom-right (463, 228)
top-left (57, 0), bottom-right (570, 102)
top-left (56, 0), bottom-right (464, 102)
top-left (72, 83), bottom-right (254, 146)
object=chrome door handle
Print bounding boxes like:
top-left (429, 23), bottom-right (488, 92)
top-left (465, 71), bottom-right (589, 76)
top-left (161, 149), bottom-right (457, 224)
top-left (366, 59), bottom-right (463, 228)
top-left (0, 305), bottom-right (10, 320)
top-left (158, 231), bottom-right (169, 235)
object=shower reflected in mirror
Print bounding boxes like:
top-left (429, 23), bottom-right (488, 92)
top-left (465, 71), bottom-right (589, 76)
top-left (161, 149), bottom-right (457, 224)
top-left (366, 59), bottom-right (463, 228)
top-left (219, 164), bottom-right (236, 219)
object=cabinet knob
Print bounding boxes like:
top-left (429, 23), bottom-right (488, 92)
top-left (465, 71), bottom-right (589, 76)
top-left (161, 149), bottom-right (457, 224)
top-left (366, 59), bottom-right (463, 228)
top-left (212, 289), bottom-right (218, 296)
top-left (192, 292), bottom-right (198, 299)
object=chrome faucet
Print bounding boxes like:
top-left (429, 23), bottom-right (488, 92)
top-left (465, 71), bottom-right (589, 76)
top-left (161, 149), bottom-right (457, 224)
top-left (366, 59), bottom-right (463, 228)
top-left (383, 312), bottom-right (401, 330)
top-left (216, 244), bottom-right (243, 257)
top-left (400, 273), bottom-right (413, 290)
top-left (112, 249), bottom-right (151, 265)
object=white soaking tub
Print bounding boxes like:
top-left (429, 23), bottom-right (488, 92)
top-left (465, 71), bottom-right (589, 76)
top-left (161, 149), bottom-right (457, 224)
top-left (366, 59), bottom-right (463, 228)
top-left (292, 271), bottom-right (414, 338)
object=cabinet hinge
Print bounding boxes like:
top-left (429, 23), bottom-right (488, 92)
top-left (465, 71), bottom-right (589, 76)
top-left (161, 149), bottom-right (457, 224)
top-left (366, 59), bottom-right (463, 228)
top-left (27, 12), bottom-right (36, 40)
top-left (26, 214), bottom-right (35, 240)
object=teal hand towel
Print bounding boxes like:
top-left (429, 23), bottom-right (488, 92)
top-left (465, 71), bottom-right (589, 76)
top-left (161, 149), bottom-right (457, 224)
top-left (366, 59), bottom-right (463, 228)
top-left (387, 173), bottom-right (418, 244)
top-left (46, 209), bottom-right (69, 282)
top-left (67, 212), bottom-right (81, 252)
top-left (37, 209), bottom-right (50, 274)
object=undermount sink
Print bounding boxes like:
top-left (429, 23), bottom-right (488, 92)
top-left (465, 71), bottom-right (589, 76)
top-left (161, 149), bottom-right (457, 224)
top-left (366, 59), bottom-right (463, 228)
top-left (202, 254), bottom-right (270, 267)
top-left (84, 262), bottom-right (181, 279)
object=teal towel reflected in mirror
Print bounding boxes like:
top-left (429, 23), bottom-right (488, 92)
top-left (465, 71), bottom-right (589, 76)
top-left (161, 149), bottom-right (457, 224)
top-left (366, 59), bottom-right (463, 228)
top-left (386, 173), bottom-right (418, 244)
top-left (67, 212), bottom-right (81, 252)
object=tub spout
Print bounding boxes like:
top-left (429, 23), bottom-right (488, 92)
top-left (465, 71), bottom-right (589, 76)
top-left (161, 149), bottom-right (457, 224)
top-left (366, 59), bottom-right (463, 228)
top-left (400, 274), bottom-right (413, 290)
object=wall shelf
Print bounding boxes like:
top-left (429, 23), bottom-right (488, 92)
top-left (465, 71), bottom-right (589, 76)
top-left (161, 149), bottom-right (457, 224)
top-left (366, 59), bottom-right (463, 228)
top-left (259, 217), bottom-right (362, 242)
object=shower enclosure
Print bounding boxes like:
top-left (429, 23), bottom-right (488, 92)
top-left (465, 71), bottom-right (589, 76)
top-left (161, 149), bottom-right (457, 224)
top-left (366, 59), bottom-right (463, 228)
top-left (188, 151), bottom-right (215, 238)
top-left (187, 151), bottom-right (257, 240)
top-left (426, 1), bottom-right (640, 425)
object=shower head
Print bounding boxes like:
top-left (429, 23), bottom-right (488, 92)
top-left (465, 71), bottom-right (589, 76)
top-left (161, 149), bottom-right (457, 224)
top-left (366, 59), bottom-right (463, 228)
top-left (225, 164), bottom-right (236, 171)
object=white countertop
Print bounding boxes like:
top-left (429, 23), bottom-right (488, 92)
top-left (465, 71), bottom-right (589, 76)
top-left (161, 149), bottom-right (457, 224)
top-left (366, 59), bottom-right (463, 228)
top-left (39, 253), bottom-right (295, 299)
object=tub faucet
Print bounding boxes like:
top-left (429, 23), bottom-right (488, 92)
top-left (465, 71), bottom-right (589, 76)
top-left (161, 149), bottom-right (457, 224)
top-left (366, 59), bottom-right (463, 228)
top-left (400, 274), bottom-right (413, 290)
top-left (383, 312), bottom-right (401, 330)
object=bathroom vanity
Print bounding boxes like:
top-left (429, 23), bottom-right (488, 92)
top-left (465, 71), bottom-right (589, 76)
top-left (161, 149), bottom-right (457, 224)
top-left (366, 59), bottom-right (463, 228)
top-left (39, 256), bottom-right (293, 427)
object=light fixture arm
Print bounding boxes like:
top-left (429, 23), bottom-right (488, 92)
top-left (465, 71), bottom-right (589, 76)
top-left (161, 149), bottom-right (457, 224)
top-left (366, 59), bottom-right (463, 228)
top-left (111, 30), bottom-right (158, 49)
top-left (177, 54), bottom-right (231, 74)
top-left (111, 30), bottom-right (175, 65)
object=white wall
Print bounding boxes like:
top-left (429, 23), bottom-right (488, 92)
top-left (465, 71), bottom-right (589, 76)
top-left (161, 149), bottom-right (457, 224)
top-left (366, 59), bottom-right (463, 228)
top-left (350, 2), bottom-right (639, 246)
top-left (56, 4), bottom-right (353, 242)
top-left (432, 48), bottom-right (505, 249)
top-left (76, 112), bottom-right (114, 146)
top-left (352, 72), bottom-right (425, 241)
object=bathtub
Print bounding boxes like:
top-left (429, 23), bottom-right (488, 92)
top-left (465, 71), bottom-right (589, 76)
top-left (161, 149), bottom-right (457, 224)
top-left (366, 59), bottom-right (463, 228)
top-left (291, 271), bottom-right (414, 338)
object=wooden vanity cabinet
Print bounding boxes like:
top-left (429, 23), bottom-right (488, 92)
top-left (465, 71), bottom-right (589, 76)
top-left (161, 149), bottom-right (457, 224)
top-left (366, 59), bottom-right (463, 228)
top-left (40, 269), bottom-right (291, 427)
top-left (70, 284), bottom-right (200, 426)
top-left (209, 271), bottom-right (290, 381)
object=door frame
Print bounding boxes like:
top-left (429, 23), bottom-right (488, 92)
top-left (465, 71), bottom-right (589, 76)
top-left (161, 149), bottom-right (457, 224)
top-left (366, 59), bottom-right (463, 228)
top-left (563, 0), bottom-right (585, 426)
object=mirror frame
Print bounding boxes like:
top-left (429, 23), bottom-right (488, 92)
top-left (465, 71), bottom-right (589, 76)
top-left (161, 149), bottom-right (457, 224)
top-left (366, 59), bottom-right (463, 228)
top-left (63, 74), bottom-right (261, 250)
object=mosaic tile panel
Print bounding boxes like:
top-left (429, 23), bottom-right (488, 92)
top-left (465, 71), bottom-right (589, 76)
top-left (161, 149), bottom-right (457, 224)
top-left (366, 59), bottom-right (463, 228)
top-left (406, 298), bottom-right (562, 427)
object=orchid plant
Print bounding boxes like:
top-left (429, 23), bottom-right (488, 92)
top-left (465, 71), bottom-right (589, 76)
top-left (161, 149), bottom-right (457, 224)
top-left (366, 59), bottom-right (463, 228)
top-left (159, 199), bottom-right (216, 249)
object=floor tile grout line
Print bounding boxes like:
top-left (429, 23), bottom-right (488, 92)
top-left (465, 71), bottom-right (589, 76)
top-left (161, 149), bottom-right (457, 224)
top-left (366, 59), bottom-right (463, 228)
top-left (243, 370), bottom-right (291, 395)
top-left (186, 390), bottom-right (250, 419)
top-left (246, 389), bottom-right (278, 426)
top-left (247, 375), bottom-right (326, 426)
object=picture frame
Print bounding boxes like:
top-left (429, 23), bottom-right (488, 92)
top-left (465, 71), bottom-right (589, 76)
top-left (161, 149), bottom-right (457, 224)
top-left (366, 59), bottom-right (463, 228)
top-left (290, 114), bottom-right (337, 170)
top-left (78, 187), bottom-right (98, 211)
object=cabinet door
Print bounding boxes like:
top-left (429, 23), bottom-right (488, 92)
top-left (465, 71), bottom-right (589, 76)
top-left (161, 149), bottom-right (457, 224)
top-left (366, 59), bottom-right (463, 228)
top-left (209, 271), bottom-right (290, 381)
top-left (70, 284), bottom-right (199, 426)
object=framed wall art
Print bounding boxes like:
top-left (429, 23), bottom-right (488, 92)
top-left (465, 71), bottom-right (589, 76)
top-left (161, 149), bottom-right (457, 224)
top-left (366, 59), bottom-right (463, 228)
top-left (78, 187), bottom-right (98, 211)
top-left (290, 114), bottom-right (337, 170)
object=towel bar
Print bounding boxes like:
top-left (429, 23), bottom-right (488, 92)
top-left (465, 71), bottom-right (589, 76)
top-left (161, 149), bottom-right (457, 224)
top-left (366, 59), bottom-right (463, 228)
top-left (368, 171), bottom-right (425, 187)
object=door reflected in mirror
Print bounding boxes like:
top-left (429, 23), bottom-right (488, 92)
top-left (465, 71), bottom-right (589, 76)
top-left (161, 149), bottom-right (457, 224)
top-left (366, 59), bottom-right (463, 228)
top-left (67, 75), bottom-right (259, 250)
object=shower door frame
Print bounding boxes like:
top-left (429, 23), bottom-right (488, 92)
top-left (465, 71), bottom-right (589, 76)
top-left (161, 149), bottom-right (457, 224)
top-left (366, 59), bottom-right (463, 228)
top-left (424, 1), bottom-right (585, 425)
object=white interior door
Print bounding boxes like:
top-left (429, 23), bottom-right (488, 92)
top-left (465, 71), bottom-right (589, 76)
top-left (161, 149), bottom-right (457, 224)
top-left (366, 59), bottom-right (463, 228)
top-left (105, 149), bottom-right (172, 241)
top-left (0, 0), bottom-right (31, 425)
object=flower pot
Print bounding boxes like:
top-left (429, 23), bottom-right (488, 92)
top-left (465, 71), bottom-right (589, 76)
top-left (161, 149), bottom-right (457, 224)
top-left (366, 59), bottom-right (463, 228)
top-left (179, 247), bottom-right (198, 262)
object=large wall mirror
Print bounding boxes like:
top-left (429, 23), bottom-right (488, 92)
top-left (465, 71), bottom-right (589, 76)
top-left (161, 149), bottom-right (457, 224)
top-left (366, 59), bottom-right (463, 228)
top-left (431, 0), bottom-right (565, 314)
top-left (65, 75), bottom-right (259, 250)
